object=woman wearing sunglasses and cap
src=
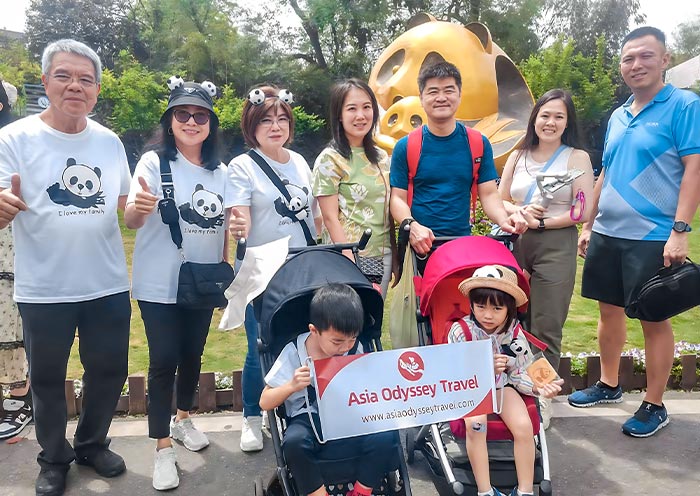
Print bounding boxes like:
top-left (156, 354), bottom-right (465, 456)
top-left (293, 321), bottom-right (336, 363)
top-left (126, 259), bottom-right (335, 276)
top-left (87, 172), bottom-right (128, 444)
top-left (124, 77), bottom-right (231, 490)
top-left (226, 84), bottom-right (320, 453)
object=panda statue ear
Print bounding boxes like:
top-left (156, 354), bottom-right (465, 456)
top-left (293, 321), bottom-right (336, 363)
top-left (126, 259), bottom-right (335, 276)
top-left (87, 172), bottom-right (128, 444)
top-left (200, 80), bottom-right (217, 97)
top-left (166, 75), bottom-right (185, 91)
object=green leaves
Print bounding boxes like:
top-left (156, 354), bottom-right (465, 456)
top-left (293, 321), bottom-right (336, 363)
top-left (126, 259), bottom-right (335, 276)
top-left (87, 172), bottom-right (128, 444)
top-left (519, 36), bottom-right (616, 134)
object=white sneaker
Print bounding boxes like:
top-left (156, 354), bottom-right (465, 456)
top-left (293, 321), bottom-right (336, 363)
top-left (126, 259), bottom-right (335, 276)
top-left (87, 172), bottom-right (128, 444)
top-left (540, 397), bottom-right (552, 430)
top-left (153, 447), bottom-right (179, 491)
top-left (170, 417), bottom-right (209, 451)
top-left (240, 416), bottom-right (263, 452)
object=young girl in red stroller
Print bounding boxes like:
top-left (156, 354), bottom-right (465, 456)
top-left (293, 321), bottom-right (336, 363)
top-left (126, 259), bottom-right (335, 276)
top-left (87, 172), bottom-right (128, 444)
top-left (447, 265), bottom-right (562, 496)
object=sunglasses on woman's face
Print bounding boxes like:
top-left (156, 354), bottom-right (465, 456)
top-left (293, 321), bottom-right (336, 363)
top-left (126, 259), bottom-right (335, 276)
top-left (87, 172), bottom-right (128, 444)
top-left (173, 109), bottom-right (210, 125)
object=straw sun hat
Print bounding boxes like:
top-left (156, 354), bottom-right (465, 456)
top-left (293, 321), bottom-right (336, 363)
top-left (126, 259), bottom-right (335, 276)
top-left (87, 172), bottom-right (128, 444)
top-left (458, 264), bottom-right (528, 307)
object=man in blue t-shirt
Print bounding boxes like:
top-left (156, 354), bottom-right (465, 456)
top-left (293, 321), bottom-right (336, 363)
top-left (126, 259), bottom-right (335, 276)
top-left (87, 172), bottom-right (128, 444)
top-left (389, 61), bottom-right (526, 258)
top-left (568, 27), bottom-right (700, 438)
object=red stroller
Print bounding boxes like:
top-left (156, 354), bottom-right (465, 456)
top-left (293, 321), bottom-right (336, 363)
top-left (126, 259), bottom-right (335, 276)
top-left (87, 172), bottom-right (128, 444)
top-left (406, 236), bottom-right (553, 496)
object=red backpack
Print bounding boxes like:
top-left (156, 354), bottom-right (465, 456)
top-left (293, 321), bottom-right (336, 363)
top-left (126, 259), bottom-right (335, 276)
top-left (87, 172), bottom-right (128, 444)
top-left (406, 123), bottom-right (484, 222)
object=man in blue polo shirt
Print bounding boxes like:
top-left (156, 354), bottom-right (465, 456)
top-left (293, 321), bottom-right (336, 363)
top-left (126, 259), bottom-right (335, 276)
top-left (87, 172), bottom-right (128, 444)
top-left (389, 61), bottom-right (526, 258)
top-left (568, 27), bottom-right (700, 437)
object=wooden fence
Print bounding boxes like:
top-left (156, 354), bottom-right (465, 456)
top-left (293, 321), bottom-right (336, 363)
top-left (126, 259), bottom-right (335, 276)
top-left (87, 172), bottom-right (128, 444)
top-left (62, 355), bottom-right (699, 417)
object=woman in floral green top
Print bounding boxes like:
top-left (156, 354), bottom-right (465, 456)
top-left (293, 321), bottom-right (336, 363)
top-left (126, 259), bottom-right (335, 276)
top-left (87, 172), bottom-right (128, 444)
top-left (312, 79), bottom-right (395, 296)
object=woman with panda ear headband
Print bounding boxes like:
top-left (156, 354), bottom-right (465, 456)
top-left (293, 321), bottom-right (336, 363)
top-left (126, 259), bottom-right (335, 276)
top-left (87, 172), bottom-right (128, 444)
top-left (124, 77), bottom-right (234, 491)
top-left (225, 84), bottom-right (321, 453)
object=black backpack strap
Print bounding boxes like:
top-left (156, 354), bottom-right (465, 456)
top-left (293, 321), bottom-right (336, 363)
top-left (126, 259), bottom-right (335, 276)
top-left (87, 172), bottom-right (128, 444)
top-left (247, 149), bottom-right (316, 246)
top-left (158, 153), bottom-right (184, 250)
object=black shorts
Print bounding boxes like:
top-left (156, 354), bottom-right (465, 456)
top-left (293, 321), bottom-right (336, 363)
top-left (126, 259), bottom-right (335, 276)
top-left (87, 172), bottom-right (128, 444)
top-left (581, 232), bottom-right (665, 308)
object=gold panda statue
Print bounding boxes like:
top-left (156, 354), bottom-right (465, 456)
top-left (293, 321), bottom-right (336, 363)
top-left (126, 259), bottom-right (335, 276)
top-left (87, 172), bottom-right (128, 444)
top-left (369, 13), bottom-right (534, 172)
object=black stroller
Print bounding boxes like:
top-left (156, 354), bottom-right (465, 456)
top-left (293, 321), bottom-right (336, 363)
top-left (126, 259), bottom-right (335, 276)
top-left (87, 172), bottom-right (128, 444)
top-left (253, 242), bottom-right (412, 496)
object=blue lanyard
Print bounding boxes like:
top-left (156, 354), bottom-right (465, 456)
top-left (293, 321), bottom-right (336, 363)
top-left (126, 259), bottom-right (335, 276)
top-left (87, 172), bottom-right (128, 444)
top-left (523, 145), bottom-right (568, 205)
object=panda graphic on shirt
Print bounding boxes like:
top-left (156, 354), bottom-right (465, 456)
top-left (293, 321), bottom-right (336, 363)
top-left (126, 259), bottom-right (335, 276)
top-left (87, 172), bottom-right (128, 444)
top-left (179, 183), bottom-right (224, 229)
top-left (46, 158), bottom-right (105, 208)
top-left (274, 180), bottom-right (310, 225)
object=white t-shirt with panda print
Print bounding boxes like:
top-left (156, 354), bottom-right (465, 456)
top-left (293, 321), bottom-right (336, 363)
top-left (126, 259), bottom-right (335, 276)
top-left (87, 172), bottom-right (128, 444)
top-left (128, 150), bottom-right (230, 304)
top-left (227, 148), bottom-right (318, 248)
top-left (0, 115), bottom-right (131, 303)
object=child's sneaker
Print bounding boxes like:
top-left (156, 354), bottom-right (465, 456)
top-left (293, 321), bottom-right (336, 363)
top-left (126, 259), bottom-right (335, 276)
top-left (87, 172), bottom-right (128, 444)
top-left (567, 381), bottom-right (622, 407)
top-left (0, 397), bottom-right (33, 439)
top-left (240, 416), bottom-right (263, 452)
top-left (509, 488), bottom-right (534, 496)
top-left (152, 447), bottom-right (179, 491)
top-left (621, 401), bottom-right (669, 437)
top-left (170, 417), bottom-right (209, 451)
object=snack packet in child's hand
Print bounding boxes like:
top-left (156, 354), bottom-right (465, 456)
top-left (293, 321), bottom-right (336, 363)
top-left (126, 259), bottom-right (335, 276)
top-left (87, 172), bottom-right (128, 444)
top-left (526, 352), bottom-right (560, 388)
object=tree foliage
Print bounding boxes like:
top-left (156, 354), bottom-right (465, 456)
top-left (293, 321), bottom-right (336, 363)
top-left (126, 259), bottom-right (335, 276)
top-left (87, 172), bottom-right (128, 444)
top-left (537, 0), bottom-right (645, 58)
top-left (671, 16), bottom-right (700, 64)
top-left (0, 41), bottom-right (42, 87)
top-left (519, 37), bottom-right (616, 136)
top-left (25, 0), bottom-right (135, 68)
top-left (96, 51), bottom-right (166, 135)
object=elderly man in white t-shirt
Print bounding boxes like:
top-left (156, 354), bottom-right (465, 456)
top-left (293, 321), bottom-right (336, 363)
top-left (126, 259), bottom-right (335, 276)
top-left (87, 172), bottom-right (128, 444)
top-left (0, 40), bottom-right (131, 496)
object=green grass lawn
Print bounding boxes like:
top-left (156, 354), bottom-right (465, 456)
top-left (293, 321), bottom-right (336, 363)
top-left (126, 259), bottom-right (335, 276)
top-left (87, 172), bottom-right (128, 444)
top-left (67, 214), bottom-right (700, 378)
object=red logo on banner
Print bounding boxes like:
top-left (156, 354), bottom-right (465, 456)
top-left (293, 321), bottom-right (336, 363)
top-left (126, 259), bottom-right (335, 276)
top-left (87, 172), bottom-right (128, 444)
top-left (398, 351), bottom-right (424, 381)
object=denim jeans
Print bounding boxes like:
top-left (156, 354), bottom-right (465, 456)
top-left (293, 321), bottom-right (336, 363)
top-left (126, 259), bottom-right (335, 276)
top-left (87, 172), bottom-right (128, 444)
top-left (242, 304), bottom-right (264, 418)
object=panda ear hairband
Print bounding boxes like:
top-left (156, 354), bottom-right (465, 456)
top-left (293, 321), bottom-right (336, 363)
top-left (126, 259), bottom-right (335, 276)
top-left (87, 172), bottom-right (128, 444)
top-left (166, 75), bottom-right (218, 97)
top-left (248, 88), bottom-right (294, 106)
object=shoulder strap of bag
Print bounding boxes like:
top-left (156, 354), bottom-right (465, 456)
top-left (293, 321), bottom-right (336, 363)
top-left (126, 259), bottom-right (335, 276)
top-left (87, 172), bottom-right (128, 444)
top-left (406, 124), bottom-right (483, 222)
top-left (247, 149), bottom-right (316, 246)
top-left (158, 153), bottom-right (184, 251)
top-left (523, 144), bottom-right (568, 205)
top-left (512, 322), bottom-right (548, 351)
top-left (465, 125), bottom-right (483, 223)
top-left (406, 126), bottom-right (424, 208)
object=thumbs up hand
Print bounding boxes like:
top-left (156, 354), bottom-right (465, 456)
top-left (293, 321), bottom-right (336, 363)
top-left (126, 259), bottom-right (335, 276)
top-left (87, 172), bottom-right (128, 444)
top-left (133, 176), bottom-right (158, 215)
top-left (0, 173), bottom-right (28, 228)
top-left (229, 206), bottom-right (250, 240)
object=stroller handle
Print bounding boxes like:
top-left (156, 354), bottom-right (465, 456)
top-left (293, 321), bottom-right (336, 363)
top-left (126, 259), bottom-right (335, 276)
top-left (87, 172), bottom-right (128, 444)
top-left (287, 228), bottom-right (372, 255)
top-left (235, 238), bottom-right (247, 262)
top-left (431, 232), bottom-right (519, 244)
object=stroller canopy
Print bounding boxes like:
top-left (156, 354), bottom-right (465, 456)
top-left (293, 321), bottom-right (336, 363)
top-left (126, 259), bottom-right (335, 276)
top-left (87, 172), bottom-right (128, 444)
top-left (415, 236), bottom-right (530, 345)
top-left (257, 248), bottom-right (384, 357)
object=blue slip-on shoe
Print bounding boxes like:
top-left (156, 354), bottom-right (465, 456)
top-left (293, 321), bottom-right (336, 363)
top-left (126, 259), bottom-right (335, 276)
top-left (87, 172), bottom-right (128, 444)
top-left (622, 401), bottom-right (669, 437)
top-left (568, 381), bottom-right (622, 407)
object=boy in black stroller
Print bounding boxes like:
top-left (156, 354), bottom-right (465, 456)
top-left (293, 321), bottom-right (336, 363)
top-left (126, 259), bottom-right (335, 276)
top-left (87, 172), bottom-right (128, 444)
top-left (260, 283), bottom-right (401, 496)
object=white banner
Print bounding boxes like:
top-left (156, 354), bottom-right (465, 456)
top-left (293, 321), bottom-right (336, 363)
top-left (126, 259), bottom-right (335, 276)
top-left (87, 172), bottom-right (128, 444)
top-left (313, 341), bottom-right (496, 441)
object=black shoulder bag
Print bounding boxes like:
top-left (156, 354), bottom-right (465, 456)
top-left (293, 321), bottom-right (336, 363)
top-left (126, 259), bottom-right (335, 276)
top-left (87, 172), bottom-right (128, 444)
top-left (158, 153), bottom-right (235, 309)
top-left (247, 150), bottom-right (316, 246)
top-left (625, 259), bottom-right (700, 322)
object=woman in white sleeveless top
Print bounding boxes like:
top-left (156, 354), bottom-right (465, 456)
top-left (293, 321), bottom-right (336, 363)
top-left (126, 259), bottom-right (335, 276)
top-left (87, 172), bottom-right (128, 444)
top-left (499, 89), bottom-right (594, 428)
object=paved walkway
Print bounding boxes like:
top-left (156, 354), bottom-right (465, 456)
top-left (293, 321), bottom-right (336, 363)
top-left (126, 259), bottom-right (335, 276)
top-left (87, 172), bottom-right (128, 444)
top-left (2, 392), bottom-right (699, 495)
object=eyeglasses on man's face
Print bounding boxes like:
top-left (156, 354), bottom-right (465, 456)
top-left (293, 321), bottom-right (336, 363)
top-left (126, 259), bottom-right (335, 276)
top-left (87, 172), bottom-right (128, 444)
top-left (49, 73), bottom-right (98, 88)
top-left (173, 109), bottom-right (210, 125)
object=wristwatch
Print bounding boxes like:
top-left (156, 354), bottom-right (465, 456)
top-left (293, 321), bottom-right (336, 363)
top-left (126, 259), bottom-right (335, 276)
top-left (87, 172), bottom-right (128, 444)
top-left (672, 220), bottom-right (692, 233)
top-left (538, 218), bottom-right (545, 231)
top-left (400, 217), bottom-right (416, 232)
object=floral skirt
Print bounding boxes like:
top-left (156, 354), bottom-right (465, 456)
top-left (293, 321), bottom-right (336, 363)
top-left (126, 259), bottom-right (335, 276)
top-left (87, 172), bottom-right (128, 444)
top-left (0, 227), bottom-right (27, 387)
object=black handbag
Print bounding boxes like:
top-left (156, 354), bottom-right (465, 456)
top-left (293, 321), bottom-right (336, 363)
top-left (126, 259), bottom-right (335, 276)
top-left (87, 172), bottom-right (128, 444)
top-left (625, 259), bottom-right (700, 322)
top-left (158, 153), bottom-right (234, 309)
top-left (177, 261), bottom-right (234, 309)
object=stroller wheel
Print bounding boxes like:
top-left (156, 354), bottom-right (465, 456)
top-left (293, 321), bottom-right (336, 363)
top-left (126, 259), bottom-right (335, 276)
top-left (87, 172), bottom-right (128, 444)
top-left (254, 476), bottom-right (265, 496)
top-left (404, 429), bottom-right (416, 464)
top-left (538, 480), bottom-right (552, 496)
top-left (451, 480), bottom-right (464, 495)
